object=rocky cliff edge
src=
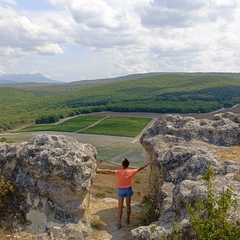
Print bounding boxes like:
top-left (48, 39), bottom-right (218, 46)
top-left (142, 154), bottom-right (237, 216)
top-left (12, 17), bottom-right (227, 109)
top-left (0, 134), bottom-right (97, 239)
top-left (131, 112), bottom-right (240, 239)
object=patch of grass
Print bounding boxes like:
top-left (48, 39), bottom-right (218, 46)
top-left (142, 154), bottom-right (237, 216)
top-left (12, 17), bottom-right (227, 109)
top-left (94, 186), bottom-right (115, 194)
top-left (0, 138), bottom-right (14, 143)
top-left (134, 176), bottom-right (141, 184)
top-left (95, 192), bottom-right (106, 198)
top-left (210, 146), bottom-right (240, 163)
top-left (104, 187), bottom-right (115, 194)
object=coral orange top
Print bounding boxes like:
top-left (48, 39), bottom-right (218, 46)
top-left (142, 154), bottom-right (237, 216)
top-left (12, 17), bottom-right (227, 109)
top-left (114, 169), bottom-right (138, 188)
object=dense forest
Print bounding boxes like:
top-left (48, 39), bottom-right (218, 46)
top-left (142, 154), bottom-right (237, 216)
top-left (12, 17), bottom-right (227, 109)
top-left (0, 73), bottom-right (240, 132)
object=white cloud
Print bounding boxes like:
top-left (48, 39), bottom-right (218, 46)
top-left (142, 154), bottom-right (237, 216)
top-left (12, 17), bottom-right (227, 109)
top-left (138, 0), bottom-right (238, 28)
top-left (0, 5), bottom-right (72, 66)
top-left (0, 46), bottom-right (31, 65)
top-left (35, 44), bottom-right (63, 55)
top-left (50, 0), bottom-right (142, 50)
top-left (0, 0), bottom-right (240, 81)
top-left (0, 0), bottom-right (16, 5)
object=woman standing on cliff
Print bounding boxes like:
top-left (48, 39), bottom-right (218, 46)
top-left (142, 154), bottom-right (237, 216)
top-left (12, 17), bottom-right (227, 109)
top-left (96, 158), bottom-right (152, 229)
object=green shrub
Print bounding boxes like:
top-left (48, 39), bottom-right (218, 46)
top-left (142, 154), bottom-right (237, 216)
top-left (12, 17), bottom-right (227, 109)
top-left (95, 192), bottom-right (106, 198)
top-left (150, 225), bottom-right (157, 233)
top-left (104, 187), bottom-right (115, 194)
top-left (0, 138), bottom-right (14, 143)
top-left (134, 176), bottom-right (141, 184)
top-left (0, 171), bottom-right (14, 210)
top-left (140, 194), bottom-right (160, 225)
top-left (187, 166), bottom-right (240, 240)
top-left (0, 138), bottom-right (7, 142)
top-left (172, 221), bottom-right (183, 240)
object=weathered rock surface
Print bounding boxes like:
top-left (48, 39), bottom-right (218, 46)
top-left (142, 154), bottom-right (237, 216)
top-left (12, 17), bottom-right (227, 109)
top-left (0, 134), bottom-right (97, 239)
top-left (131, 112), bottom-right (240, 239)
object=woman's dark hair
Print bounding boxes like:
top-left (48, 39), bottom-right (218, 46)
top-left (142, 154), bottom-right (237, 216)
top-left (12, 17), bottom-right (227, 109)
top-left (122, 158), bottom-right (130, 168)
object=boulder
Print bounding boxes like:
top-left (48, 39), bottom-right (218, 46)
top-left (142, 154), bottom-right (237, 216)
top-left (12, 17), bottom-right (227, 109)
top-left (131, 112), bottom-right (240, 239)
top-left (0, 134), bottom-right (97, 239)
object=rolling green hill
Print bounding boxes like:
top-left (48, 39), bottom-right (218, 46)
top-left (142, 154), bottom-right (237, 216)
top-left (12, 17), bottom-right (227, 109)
top-left (10, 72), bottom-right (164, 96)
top-left (10, 72), bottom-right (240, 96)
top-left (0, 73), bottom-right (240, 132)
top-left (55, 73), bottom-right (240, 113)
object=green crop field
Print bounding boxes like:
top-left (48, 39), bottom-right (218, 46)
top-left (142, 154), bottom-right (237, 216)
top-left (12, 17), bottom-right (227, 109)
top-left (17, 115), bottom-right (105, 133)
top-left (80, 116), bottom-right (152, 137)
top-left (17, 116), bottom-right (152, 138)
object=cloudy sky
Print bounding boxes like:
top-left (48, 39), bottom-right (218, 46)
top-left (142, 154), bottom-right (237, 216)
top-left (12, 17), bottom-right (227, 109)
top-left (0, 0), bottom-right (240, 82)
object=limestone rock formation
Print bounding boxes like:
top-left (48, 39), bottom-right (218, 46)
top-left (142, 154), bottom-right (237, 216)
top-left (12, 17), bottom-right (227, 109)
top-left (131, 112), bottom-right (240, 239)
top-left (0, 134), bottom-right (97, 239)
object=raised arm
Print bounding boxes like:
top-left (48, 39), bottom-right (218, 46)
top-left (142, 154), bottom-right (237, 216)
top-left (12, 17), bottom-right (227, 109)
top-left (137, 161), bottom-right (153, 172)
top-left (96, 168), bottom-right (115, 174)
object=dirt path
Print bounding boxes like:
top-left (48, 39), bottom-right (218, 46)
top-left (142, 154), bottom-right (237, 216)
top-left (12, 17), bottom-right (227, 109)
top-left (89, 198), bottom-right (142, 240)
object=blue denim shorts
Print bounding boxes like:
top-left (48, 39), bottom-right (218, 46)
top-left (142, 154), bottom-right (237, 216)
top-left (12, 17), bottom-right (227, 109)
top-left (117, 187), bottom-right (133, 198)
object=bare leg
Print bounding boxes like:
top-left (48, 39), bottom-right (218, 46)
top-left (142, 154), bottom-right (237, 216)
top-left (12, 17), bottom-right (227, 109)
top-left (126, 197), bottom-right (131, 223)
top-left (117, 197), bottom-right (124, 226)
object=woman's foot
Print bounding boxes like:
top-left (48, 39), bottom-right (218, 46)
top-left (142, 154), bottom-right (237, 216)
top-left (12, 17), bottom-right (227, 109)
top-left (116, 223), bottom-right (122, 229)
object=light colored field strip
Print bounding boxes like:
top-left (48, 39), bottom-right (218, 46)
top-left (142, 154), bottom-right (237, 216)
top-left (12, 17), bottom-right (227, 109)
top-left (75, 116), bottom-right (109, 133)
top-left (131, 118), bottom-right (158, 143)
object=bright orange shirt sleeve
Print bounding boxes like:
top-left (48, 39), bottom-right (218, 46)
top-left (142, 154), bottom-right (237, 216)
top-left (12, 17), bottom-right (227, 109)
top-left (114, 169), bottom-right (138, 188)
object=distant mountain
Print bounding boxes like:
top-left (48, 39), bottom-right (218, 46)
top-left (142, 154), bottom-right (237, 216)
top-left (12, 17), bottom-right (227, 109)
top-left (0, 73), bottom-right (63, 84)
top-left (69, 72), bottom-right (165, 85)
top-left (70, 72), bottom-right (240, 86)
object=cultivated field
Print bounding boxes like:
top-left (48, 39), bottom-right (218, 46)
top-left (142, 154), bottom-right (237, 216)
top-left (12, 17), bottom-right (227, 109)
top-left (1, 104), bottom-right (240, 166)
top-left (17, 116), bottom-right (152, 138)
